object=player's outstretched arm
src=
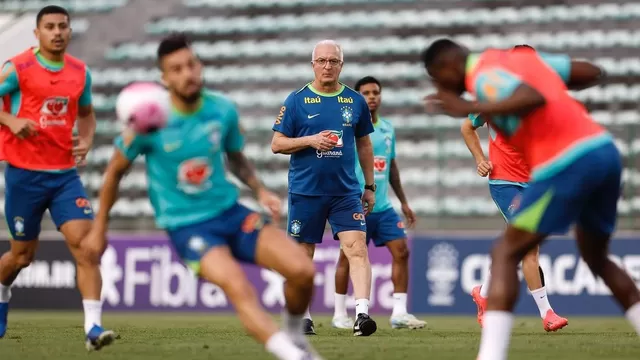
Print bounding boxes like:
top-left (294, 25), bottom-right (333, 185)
top-left (473, 85), bottom-right (546, 117)
top-left (227, 151), bottom-right (283, 222)
top-left (460, 118), bottom-right (487, 165)
top-left (568, 60), bottom-right (605, 90)
top-left (94, 149), bottom-right (132, 230)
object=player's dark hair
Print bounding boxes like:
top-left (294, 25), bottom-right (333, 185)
top-left (354, 76), bottom-right (382, 91)
top-left (36, 5), bottom-right (70, 26)
top-left (421, 38), bottom-right (462, 68)
top-left (157, 33), bottom-right (192, 66)
top-left (513, 44), bottom-right (535, 51)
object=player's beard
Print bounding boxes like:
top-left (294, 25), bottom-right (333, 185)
top-left (178, 84), bottom-right (202, 104)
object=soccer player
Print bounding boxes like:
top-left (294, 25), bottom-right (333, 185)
top-left (422, 39), bottom-right (640, 360)
top-left (461, 44), bottom-right (605, 331)
top-left (89, 34), bottom-right (320, 360)
top-left (271, 40), bottom-right (378, 337)
top-left (0, 5), bottom-right (115, 350)
top-left (332, 76), bottom-right (425, 330)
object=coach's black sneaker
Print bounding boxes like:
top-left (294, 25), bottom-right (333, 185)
top-left (303, 318), bottom-right (316, 335)
top-left (353, 313), bottom-right (377, 336)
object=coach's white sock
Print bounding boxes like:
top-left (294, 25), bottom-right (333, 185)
top-left (265, 331), bottom-right (307, 360)
top-left (477, 311), bottom-right (513, 360)
top-left (355, 298), bottom-right (369, 316)
top-left (625, 302), bottom-right (640, 335)
top-left (334, 293), bottom-right (348, 318)
top-left (530, 286), bottom-right (552, 318)
top-left (392, 293), bottom-right (408, 316)
top-left (480, 273), bottom-right (491, 298)
top-left (82, 300), bottom-right (103, 334)
top-left (0, 284), bottom-right (11, 303)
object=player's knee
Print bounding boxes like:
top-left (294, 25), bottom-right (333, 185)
top-left (221, 277), bottom-right (257, 302)
top-left (342, 237), bottom-right (368, 263)
top-left (522, 250), bottom-right (538, 268)
top-left (75, 241), bottom-right (104, 266)
top-left (10, 244), bottom-right (37, 269)
top-left (392, 242), bottom-right (410, 263)
top-left (287, 258), bottom-right (315, 288)
top-left (583, 253), bottom-right (607, 275)
top-left (14, 252), bottom-right (35, 269)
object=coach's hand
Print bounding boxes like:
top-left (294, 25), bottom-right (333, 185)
top-left (73, 136), bottom-right (92, 166)
top-left (258, 188), bottom-right (282, 223)
top-left (8, 117), bottom-right (37, 139)
top-left (307, 130), bottom-right (337, 151)
top-left (362, 189), bottom-right (375, 215)
top-left (477, 160), bottom-right (493, 177)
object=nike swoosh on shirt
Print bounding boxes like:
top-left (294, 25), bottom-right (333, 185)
top-left (307, 114), bottom-right (320, 119)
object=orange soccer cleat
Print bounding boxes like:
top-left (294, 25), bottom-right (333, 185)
top-left (471, 285), bottom-right (488, 328)
top-left (542, 309), bottom-right (569, 332)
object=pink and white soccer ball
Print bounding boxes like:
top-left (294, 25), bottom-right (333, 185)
top-left (115, 82), bottom-right (170, 134)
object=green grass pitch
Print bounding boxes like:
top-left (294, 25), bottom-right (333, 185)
top-left (2, 311), bottom-right (640, 359)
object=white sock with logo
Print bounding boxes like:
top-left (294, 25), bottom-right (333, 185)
top-left (625, 302), bottom-right (640, 335)
top-left (0, 284), bottom-right (11, 303)
top-left (392, 293), bottom-right (408, 316)
top-left (265, 331), bottom-right (308, 360)
top-left (530, 286), bottom-right (552, 318)
top-left (82, 300), bottom-right (103, 334)
top-left (477, 311), bottom-right (514, 360)
top-left (355, 298), bottom-right (369, 316)
top-left (480, 273), bottom-right (491, 298)
top-left (334, 293), bottom-right (348, 318)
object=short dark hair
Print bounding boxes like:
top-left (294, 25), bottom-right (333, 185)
top-left (421, 38), bottom-right (462, 68)
top-left (36, 5), bottom-right (70, 26)
top-left (354, 76), bottom-right (382, 91)
top-left (157, 33), bottom-right (191, 65)
top-left (513, 44), bottom-right (535, 50)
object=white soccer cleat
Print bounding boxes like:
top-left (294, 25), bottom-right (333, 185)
top-left (331, 316), bottom-right (353, 329)
top-left (389, 313), bottom-right (427, 329)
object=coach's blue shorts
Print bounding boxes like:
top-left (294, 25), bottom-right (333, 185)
top-left (5, 164), bottom-right (94, 241)
top-left (287, 193), bottom-right (366, 244)
top-left (365, 207), bottom-right (407, 247)
top-left (167, 203), bottom-right (269, 274)
top-left (489, 184), bottom-right (525, 222)
top-left (511, 141), bottom-right (622, 236)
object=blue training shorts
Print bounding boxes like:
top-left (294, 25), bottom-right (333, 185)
top-left (166, 203), bottom-right (269, 274)
top-left (365, 207), bottom-right (407, 247)
top-left (489, 184), bottom-right (525, 222)
top-left (5, 164), bottom-right (94, 240)
top-left (510, 141), bottom-right (622, 236)
top-left (287, 193), bottom-right (366, 244)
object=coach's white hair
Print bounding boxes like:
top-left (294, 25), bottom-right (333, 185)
top-left (311, 40), bottom-right (344, 61)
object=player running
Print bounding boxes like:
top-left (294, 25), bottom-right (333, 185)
top-left (271, 40), bottom-right (378, 337)
top-left (461, 44), bottom-right (606, 332)
top-left (0, 5), bottom-right (115, 350)
top-left (88, 34), bottom-right (321, 360)
top-left (422, 39), bottom-right (640, 360)
top-left (331, 76), bottom-right (425, 330)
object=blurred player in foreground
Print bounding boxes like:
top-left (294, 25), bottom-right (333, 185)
top-left (332, 76), bottom-right (425, 330)
top-left (271, 40), bottom-right (378, 337)
top-left (461, 44), bottom-right (606, 332)
top-left (0, 5), bottom-right (114, 349)
top-left (423, 39), bottom-right (640, 360)
top-left (89, 34), bottom-right (320, 360)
